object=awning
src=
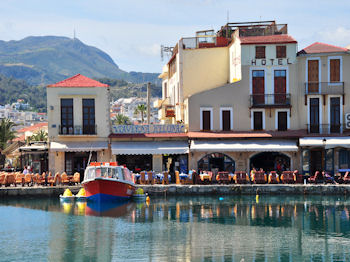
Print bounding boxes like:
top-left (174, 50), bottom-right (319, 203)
top-left (190, 140), bottom-right (298, 152)
top-left (111, 141), bottom-right (189, 155)
top-left (50, 141), bottom-right (108, 152)
top-left (299, 137), bottom-right (350, 149)
top-left (19, 145), bottom-right (48, 151)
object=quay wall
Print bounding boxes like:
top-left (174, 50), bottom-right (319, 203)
top-left (2, 185), bottom-right (350, 198)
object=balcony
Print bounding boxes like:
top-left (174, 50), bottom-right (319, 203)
top-left (153, 97), bottom-right (171, 109)
top-left (305, 82), bottom-right (344, 95)
top-left (307, 124), bottom-right (343, 134)
top-left (58, 125), bottom-right (97, 135)
top-left (250, 94), bottom-right (291, 108)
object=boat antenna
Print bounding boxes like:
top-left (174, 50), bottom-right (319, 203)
top-left (87, 149), bottom-right (92, 165)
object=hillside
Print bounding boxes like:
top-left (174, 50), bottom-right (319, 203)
top-left (0, 36), bottom-right (161, 86)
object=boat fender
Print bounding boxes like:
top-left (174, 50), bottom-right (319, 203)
top-left (63, 189), bottom-right (73, 197)
top-left (76, 188), bottom-right (86, 197)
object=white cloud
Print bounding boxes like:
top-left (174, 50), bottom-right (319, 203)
top-left (320, 27), bottom-right (350, 47)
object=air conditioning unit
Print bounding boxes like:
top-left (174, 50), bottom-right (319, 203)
top-left (345, 113), bottom-right (350, 129)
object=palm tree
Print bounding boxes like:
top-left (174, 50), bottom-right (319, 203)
top-left (114, 114), bottom-right (130, 125)
top-left (0, 118), bottom-right (16, 150)
top-left (30, 130), bottom-right (48, 142)
top-left (134, 104), bottom-right (147, 124)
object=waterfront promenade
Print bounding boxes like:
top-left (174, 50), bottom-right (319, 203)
top-left (2, 184), bottom-right (350, 197)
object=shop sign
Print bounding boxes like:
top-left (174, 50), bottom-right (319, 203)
top-left (251, 58), bottom-right (292, 66)
top-left (113, 124), bottom-right (185, 134)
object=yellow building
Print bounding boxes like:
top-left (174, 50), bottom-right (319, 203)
top-left (47, 74), bottom-right (111, 178)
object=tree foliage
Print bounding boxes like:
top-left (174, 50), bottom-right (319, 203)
top-left (0, 118), bottom-right (16, 150)
top-left (134, 104), bottom-right (147, 124)
top-left (114, 114), bottom-right (131, 125)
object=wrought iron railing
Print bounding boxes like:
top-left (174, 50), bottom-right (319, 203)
top-left (59, 125), bottom-right (97, 135)
top-left (250, 93), bottom-right (291, 107)
top-left (306, 124), bottom-right (342, 134)
top-left (304, 82), bottom-right (344, 95)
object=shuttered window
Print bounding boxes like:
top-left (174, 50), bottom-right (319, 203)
top-left (276, 46), bottom-right (286, 58)
top-left (330, 59), bottom-right (340, 82)
top-left (278, 111), bottom-right (288, 131)
top-left (202, 110), bottom-right (211, 131)
top-left (255, 46), bottom-right (265, 59)
top-left (222, 110), bottom-right (231, 131)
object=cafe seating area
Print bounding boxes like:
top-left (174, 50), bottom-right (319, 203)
top-left (0, 171), bottom-right (81, 187)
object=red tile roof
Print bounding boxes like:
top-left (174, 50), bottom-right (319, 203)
top-left (298, 42), bottom-right (348, 54)
top-left (16, 122), bottom-right (48, 134)
top-left (188, 130), bottom-right (307, 139)
top-left (47, 74), bottom-right (108, 88)
top-left (240, 34), bottom-right (297, 45)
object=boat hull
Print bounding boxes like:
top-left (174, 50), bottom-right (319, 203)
top-left (82, 178), bottom-right (135, 202)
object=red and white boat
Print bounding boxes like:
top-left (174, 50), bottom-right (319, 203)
top-left (82, 162), bottom-right (135, 202)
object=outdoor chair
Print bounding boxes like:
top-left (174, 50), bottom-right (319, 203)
top-left (15, 173), bottom-right (25, 186)
top-left (294, 170), bottom-right (303, 184)
top-left (175, 171), bottom-right (180, 185)
top-left (252, 171), bottom-right (266, 184)
top-left (323, 171), bottom-right (336, 184)
top-left (147, 171), bottom-right (155, 185)
top-left (234, 171), bottom-right (250, 184)
top-left (140, 171), bottom-right (146, 185)
top-left (71, 172), bottom-right (80, 185)
top-left (24, 174), bottom-right (32, 186)
top-left (308, 171), bottom-right (324, 184)
top-left (268, 171), bottom-right (279, 184)
top-left (216, 171), bottom-right (230, 184)
top-left (47, 172), bottom-right (55, 186)
top-left (5, 174), bottom-right (16, 187)
top-left (61, 172), bottom-right (70, 185)
top-left (162, 171), bottom-right (169, 185)
top-left (280, 171), bottom-right (295, 184)
top-left (342, 172), bottom-right (350, 184)
top-left (0, 174), bottom-right (6, 187)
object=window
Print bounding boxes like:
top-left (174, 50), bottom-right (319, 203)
top-left (255, 46), bottom-right (265, 59)
top-left (277, 111), bottom-right (288, 131)
top-left (276, 46), bottom-right (286, 58)
top-left (163, 82), bottom-right (167, 99)
top-left (82, 99), bottom-right (95, 134)
top-left (339, 149), bottom-right (350, 169)
top-left (330, 97), bottom-right (340, 133)
top-left (274, 70), bottom-right (287, 104)
top-left (220, 108), bottom-right (232, 131)
top-left (252, 70), bottom-right (265, 105)
top-left (330, 59), bottom-right (340, 82)
top-left (200, 108), bottom-right (212, 131)
top-left (253, 111), bottom-right (263, 130)
top-left (60, 98), bottom-right (73, 134)
top-left (169, 57), bottom-right (176, 78)
top-left (309, 98), bottom-right (320, 133)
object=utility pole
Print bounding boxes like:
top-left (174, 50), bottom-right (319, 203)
top-left (147, 82), bottom-right (151, 124)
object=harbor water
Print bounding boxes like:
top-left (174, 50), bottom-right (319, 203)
top-left (1, 195), bottom-right (350, 261)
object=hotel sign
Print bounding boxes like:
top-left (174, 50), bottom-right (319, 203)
top-left (113, 124), bottom-right (185, 134)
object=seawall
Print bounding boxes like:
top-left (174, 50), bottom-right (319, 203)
top-left (2, 184), bottom-right (350, 198)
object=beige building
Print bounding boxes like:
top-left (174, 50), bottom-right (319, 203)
top-left (47, 74), bottom-right (111, 178)
top-left (157, 21), bottom-right (350, 176)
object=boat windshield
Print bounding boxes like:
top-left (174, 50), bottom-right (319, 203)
top-left (85, 166), bottom-right (128, 181)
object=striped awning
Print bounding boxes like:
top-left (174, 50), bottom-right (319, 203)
top-left (50, 141), bottom-right (108, 152)
top-left (299, 137), bottom-right (350, 149)
top-left (111, 141), bottom-right (189, 155)
top-left (190, 140), bottom-right (298, 152)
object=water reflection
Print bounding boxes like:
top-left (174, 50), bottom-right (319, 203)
top-left (1, 196), bottom-right (350, 261)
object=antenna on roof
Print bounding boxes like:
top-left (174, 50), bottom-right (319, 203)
top-left (227, 10), bottom-right (229, 23)
top-left (73, 29), bottom-right (76, 40)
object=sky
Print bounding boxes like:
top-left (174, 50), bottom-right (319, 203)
top-left (1, 0), bottom-right (350, 73)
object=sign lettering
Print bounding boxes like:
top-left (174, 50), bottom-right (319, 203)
top-left (112, 124), bottom-right (186, 134)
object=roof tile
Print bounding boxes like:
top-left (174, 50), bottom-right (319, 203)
top-left (47, 74), bottom-right (108, 88)
top-left (240, 34), bottom-right (297, 45)
top-left (298, 42), bottom-right (348, 54)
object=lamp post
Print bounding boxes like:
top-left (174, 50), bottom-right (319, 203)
top-left (323, 138), bottom-right (327, 172)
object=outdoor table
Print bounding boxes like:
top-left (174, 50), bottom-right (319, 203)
top-left (179, 173), bottom-right (190, 180)
top-left (200, 173), bottom-right (211, 181)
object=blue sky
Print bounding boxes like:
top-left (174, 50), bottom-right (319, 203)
top-left (1, 0), bottom-right (350, 73)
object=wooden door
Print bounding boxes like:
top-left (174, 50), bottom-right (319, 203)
top-left (274, 70), bottom-right (286, 104)
top-left (278, 112), bottom-right (287, 131)
top-left (222, 110), bottom-right (231, 131)
top-left (330, 97), bottom-right (340, 133)
top-left (253, 70), bottom-right (265, 105)
top-left (309, 98), bottom-right (319, 133)
top-left (253, 112), bottom-right (263, 130)
top-left (308, 60), bottom-right (319, 93)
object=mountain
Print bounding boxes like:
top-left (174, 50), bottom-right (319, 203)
top-left (0, 36), bottom-right (161, 86)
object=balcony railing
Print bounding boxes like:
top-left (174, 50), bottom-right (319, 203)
top-left (307, 124), bottom-right (342, 134)
top-left (59, 125), bottom-right (97, 135)
top-left (250, 93), bottom-right (291, 107)
top-left (304, 82), bottom-right (344, 95)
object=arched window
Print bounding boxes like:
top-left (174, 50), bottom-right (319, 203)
top-left (197, 153), bottom-right (235, 173)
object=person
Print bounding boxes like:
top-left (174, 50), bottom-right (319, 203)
top-left (23, 167), bottom-right (28, 175)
